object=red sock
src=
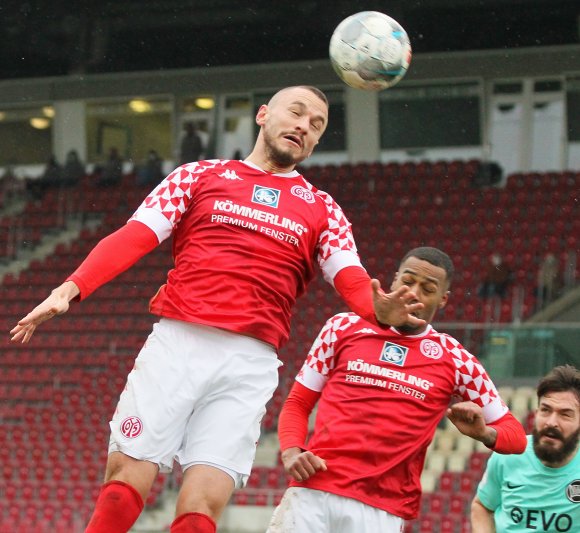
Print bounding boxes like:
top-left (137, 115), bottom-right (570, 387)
top-left (85, 480), bottom-right (144, 533)
top-left (171, 512), bottom-right (217, 533)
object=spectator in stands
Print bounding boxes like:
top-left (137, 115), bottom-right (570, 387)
top-left (62, 149), bottom-right (86, 187)
top-left (179, 122), bottom-right (204, 165)
top-left (27, 155), bottom-right (62, 200)
top-left (478, 253), bottom-right (512, 299)
top-left (136, 149), bottom-right (164, 186)
top-left (267, 247), bottom-right (527, 533)
top-left (10, 86), bottom-right (426, 533)
top-left (535, 253), bottom-right (561, 309)
top-left (0, 164), bottom-right (24, 205)
top-left (95, 147), bottom-right (123, 187)
top-left (471, 365), bottom-right (580, 532)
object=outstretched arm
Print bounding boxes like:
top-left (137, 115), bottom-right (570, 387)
top-left (10, 280), bottom-right (79, 343)
top-left (10, 220), bottom-right (158, 343)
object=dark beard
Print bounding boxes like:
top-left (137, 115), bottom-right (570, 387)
top-left (532, 426), bottom-right (580, 465)
top-left (265, 142), bottom-right (297, 167)
top-left (396, 323), bottom-right (422, 334)
top-left (262, 126), bottom-right (302, 167)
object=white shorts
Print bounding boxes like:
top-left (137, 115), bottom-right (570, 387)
top-left (267, 487), bottom-right (405, 533)
top-left (108, 318), bottom-right (280, 487)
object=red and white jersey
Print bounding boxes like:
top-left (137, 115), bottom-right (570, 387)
top-left (130, 159), bottom-right (362, 348)
top-left (294, 312), bottom-right (507, 520)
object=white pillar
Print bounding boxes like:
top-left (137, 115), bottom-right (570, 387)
top-left (345, 87), bottom-right (380, 163)
top-left (53, 100), bottom-right (87, 163)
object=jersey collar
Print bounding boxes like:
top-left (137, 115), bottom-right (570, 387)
top-left (390, 324), bottom-right (434, 338)
top-left (241, 159), bottom-right (300, 178)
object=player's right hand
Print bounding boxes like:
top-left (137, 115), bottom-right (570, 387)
top-left (9, 281), bottom-right (79, 343)
top-left (372, 280), bottom-right (425, 327)
top-left (281, 447), bottom-right (327, 482)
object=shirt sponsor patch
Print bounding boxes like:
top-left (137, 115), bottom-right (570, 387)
top-left (566, 480), bottom-right (580, 503)
top-left (379, 342), bottom-right (408, 366)
top-left (420, 339), bottom-right (443, 360)
top-left (252, 185), bottom-right (280, 208)
top-left (291, 185), bottom-right (315, 204)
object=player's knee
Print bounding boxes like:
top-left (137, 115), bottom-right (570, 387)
top-left (104, 451), bottom-right (158, 500)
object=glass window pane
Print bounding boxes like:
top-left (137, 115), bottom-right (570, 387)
top-left (86, 97), bottom-right (172, 164)
top-left (0, 107), bottom-right (52, 165)
top-left (380, 83), bottom-right (481, 148)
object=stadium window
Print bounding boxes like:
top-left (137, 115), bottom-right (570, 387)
top-left (0, 105), bottom-right (53, 165)
top-left (534, 80), bottom-right (562, 93)
top-left (86, 97), bottom-right (172, 164)
top-left (379, 82), bottom-right (482, 149)
top-left (493, 82), bottom-right (523, 94)
top-left (565, 77), bottom-right (580, 142)
top-left (220, 95), bottom-right (253, 159)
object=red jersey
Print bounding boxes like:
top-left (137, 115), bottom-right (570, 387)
top-left (293, 312), bottom-right (507, 520)
top-left (130, 160), bottom-right (362, 349)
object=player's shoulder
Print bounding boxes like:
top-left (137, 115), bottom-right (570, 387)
top-left (171, 159), bottom-right (229, 178)
top-left (430, 330), bottom-right (470, 355)
top-left (324, 311), bottom-right (361, 330)
top-left (298, 176), bottom-right (343, 209)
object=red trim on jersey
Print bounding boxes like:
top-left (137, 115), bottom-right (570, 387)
top-left (333, 266), bottom-right (378, 325)
top-left (67, 221), bottom-right (158, 300)
top-left (488, 411), bottom-right (527, 454)
top-left (278, 381), bottom-right (321, 452)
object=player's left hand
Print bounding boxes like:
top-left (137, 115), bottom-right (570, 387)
top-left (281, 447), bottom-right (327, 482)
top-left (371, 280), bottom-right (425, 328)
top-left (447, 401), bottom-right (497, 448)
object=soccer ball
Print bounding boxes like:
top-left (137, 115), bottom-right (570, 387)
top-left (329, 11), bottom-right (412, 91)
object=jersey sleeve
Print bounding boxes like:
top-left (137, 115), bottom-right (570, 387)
top-left (129, 161), bottom-right (218, 242)
top-left (476, 453), bottom-right (503, 511)
top-left (296, 312), bottom-right (361, 392)
top-left (441, 334), bottom-right (508, 423)
top-left (315, 193), bottom-right (363, 285)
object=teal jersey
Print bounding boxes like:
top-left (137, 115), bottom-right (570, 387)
top-left (477, 436), bottom-right (580, 532)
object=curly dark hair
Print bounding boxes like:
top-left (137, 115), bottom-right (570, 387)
top-left (537, 365), bottom-right (580, 405)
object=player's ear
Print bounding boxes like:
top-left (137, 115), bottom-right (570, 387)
top-left (439, 291), bottom-right (449, 309)
top-left (256, 104), bottom-right (268, 126)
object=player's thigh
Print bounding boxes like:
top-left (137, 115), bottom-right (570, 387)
top-left (176, 464), bottom-right (235, 518)
top-left (109, 319), bottom-right (198, 470)
top-left (178, 334), bottom-right (280, 480)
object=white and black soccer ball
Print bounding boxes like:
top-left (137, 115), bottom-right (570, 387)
top-left (329, 11), bottom-right (412, 91)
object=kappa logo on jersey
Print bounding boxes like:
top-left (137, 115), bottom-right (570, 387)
top-left (566, 479), bottom-right (580, 503)
top-left (355, 328), bottom-right (378, 335)
top-left (420, 339), bottom-right (443, 360)
top-left (379, 342), bottom-right (409, 366)
top-left (219, 169), bottom-right (242, 180)
top-left (291, 185), bottom-right (315, 204)
top-left (120, 416), bottom-right (143, 439)
top-left (252, 185), bottom-right (280, 208)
